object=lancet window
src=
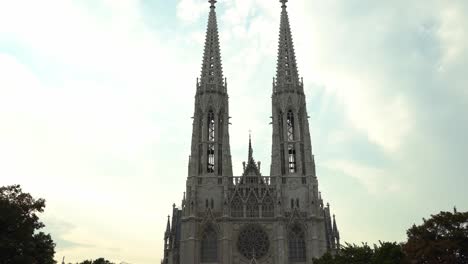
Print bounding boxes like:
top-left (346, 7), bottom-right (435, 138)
top-left (262, 196), bottom-right (274, 217)
top-left (218, 111), bottom-right (224, 175)
top-left (231, 195), bottom-right (243, 218)
top-left (246, 195), bottom-right (259, 218)
top-left (201, 226), bottom-right (218, 262)
top-left (288, 225), bottom-right (306, 262)
top-left (207, 110), bottom-right (215, 173)
top-left (198, 115), bottom-right (203, 175)
top-left (287, 110), bottom-right (295, 141)
top-left (288, 144), bottom-right (296, 173)
top-left (279, 111), bottom-right (286, 175)
top-left (208, 110), bottom-right (215, 141)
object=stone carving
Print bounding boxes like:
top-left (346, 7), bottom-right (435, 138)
top-left (237, 224), bottom-right (270, 260)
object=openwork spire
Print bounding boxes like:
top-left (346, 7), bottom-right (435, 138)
top-left (275, 0), bottom-right (301, 90)
top-left (199, 0), bottom-right (225, 90)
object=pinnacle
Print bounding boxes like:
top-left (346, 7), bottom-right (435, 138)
top-left (280, 0), bottom-right (288, 8)
top-left (209, 0), bottom-right (217, 8)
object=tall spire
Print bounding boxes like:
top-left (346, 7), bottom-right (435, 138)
top-left (333, 214), bottom-right (341, 248)
top-left (243, 133), bottom-right (261, 176)
top-left (199, 0), bottom-right (225, 91)
top-left (333, 214), bottom-right (339, 237)
top-left (275, 0), bottom-right (301, 90)
top-left (248, 131), bottom-right (253, 161)
top-left (165, 215), bottom-right (171, 237)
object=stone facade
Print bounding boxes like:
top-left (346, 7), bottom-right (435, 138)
top-left (162, 1), bottom-right (340, 263)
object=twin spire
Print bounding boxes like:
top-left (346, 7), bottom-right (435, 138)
top-left (275, 0), bottom-right (301, 90)
top-left (199, 0), bottom-right (225, 91)
top-left (199, 0), bottom-right (301, 92)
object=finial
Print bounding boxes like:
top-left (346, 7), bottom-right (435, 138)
top-left (209, 0), bottom-right (217, 8)
top-left (280, 0), bottom-right (288, 8)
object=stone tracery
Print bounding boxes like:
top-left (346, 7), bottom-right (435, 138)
top-left (237, 224), bottom-right (270, 260)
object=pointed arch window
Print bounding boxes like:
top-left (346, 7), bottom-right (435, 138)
top-left (279, 110), bottom-right (286, 175)
top-left (262, 196), bottom-right (274, 217)
top-left (207, 110), bottom-right (215, 173)
top-left (288, 225), bottom-right (306, 262)
top-left (287, 110), bottom-right (295, 141)
top-left (246, 195), bottom-right (259, 218)
top-left (231, 195), bottom-right (243, 218)
top-left (288, 144), bottom-right (296, 173)
top-left (279, 110), bottom-right (284, 141)
top-left (218, 110), bottom-right (224, 175)
top-left (198, 114), bottom-right (203, 175)
top-left (201, 226), bottom-right (218, 262)
top-left (208, 110), bottom-right (215, 142)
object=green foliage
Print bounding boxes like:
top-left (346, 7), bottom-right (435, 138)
top-left (373, 241), bottom-right (407, 264)
top-left (313, 242), bottom-right (407, 264)
top-left (314, 209), bottom-right (467, 264)
top-left (0, 184), bottom-right (56, 264)
top-left (314, 252), bottom-right (334, 264)
top-left (336, 243), bottom-right (373, 264)
top-left (403, 210), bottom-right (468, 264)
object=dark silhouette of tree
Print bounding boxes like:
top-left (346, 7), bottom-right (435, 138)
top-left (313, 209), bottom-right (467, 264)
top-left (313, 252), bottom-right (335, 264)
top-left (0, 184), bottom-right (56, 264)
top-left (373, 241), bottom-right (408, 264)
top-left (335, 243), bottom-right (373, 264)
top-left (75, 258), bottom-right (115, 264)
top-left (314, 242), bottom-right (407, 264)
top-left (403, 210), bottom-right (468, 264)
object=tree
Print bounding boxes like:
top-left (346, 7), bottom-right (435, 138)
top-left (0, 185), bottom-right (56, 264)
top-left (75, 258), bottom-right (115, 264)
top-left (403, 210), bottom-right (468, 264)
top-left (313, 242), bottom-right (407, 264)
top-left (313, 252), bottom-right (334, 264)
top-left (373, 241), bottom-right (407, 264)
top-left (335, 243), bottom-right (373, 264)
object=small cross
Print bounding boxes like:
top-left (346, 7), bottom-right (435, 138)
top-left (280, 0), bottom-right (288, 8)
top-left (209, 0), bottom-right (217, 8)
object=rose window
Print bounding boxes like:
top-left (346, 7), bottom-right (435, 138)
top-left (237, 224), bottom-right (270, 259)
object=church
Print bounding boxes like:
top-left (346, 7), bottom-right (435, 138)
top-left (162, 1), bottom-right (340, 263)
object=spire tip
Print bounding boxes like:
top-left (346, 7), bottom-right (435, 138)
top-left (209, 0), bottom-right (217, 8)
top-left (248, 130), bottom-right (253, 160)
top-left (280, 0), bottom-right (288, 8)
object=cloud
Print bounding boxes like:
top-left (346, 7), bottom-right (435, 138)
top-left (0, 0), bottom-right (467, 262)
top-left (176, 0), bottom-right (206, 23)
top-left (323, 160), bottom-right (401, 194)
top-left (42, 217), bottom-right (95, 250)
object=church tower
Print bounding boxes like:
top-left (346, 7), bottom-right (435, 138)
top-left (162, 1), bottom-right (340, 263)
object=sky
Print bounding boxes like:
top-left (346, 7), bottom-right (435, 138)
top-left (0, 0), bottom-right (467, 263)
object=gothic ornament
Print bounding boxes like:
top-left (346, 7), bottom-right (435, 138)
top-left (237, 224), bottom-right (270, 260)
